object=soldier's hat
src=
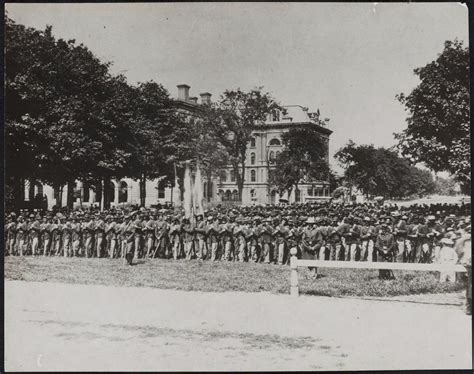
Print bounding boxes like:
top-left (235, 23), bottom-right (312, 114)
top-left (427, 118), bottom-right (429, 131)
top-left (35, 214), bottom-right (41, 220)
top-left (207, 216), bottom-right (214, 221)
top-left (306, 217), bottom-right (316, 224)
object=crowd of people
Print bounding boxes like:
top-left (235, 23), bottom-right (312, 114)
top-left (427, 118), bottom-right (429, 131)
top-left (5, 201), bottom-right (471, 313)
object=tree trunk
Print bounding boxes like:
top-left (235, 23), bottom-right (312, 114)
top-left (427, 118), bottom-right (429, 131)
top-left (57, 185), bottom-right (64, 208)
top-left (96, 179), bottom-right (103, 211)
top-left (28, 177), bottom-right (35, 202)
top-left (139, 173), bottom-right (146, 207)
top-left (103, 176), bottom-right (111, 210)
top-left (236, 162), bottom-right (245, 202)
top-left (67, 179), bottom-right (75, 209)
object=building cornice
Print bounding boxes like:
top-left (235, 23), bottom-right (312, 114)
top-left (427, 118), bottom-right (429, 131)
top-left (253, 121), bottom-right (333, 135)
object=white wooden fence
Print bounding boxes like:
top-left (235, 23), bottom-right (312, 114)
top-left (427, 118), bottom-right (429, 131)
top-left (289, 248), bottom-right (467, 297)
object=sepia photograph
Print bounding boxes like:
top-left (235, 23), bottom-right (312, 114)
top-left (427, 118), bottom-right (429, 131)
top-left (3, 2), bottom-right (472, 371)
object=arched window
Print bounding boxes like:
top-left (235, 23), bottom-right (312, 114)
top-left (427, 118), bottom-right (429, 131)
top-left (230, 170), bottom-right (236, 182)
top-left (269, 151), bottom-right (275, 162)
top-left (119, 181), bottom-right (128, 203)
top-left (225, 190), bottom-right (232, 201)
top-left (269, 138), bottom-right (281, 146)
top-left (221, 171), bottom-right (227, 183)
top-left (250, 137), bottom-right (256, 148)
top-left (250, 152), bottom-right (256, 165)
top-left (218, 189), bottom-right (224, 201)
top-left (250, 170), bottom-right (256, 182)
top-left (232, 190), bottom-right (239, 202)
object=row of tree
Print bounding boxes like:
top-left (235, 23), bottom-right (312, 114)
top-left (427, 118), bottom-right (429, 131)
top-left (6, 15), bottom-right (468, 210)
top-left (5, 16), bottom-right (283, 210)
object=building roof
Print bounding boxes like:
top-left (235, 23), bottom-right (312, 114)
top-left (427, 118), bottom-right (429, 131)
top-left (259, 105), bottom-right (333, 135)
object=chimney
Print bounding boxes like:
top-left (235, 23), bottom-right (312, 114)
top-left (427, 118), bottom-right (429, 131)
top-left (189, 96), bottom-right (198, 104)
top-left (200, 92), bottom-right (212, 105)
top-left (177, 84), bottom-right (190, 101)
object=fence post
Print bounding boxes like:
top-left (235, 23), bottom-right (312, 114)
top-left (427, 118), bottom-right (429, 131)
top-left (290, 247), bottom-right (299, 297)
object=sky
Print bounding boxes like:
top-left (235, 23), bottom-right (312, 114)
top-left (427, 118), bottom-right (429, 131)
top-left (6, 2), bottom-right (469, 172)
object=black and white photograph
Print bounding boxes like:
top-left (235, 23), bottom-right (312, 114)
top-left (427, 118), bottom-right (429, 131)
top-left (3, 2), bottom-right (472, 371)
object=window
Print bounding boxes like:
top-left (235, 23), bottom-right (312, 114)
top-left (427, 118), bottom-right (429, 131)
top-left (203, 182), bottom-right (207, 199)
top-left (250, 152), bottom-right (256, 165)
top-left (269, 138), bottom-right (281, 146)
top-left (295, 188), bottom-right (301, 202)
top-left (158, 187), bottom-right (165, 199)
top-left (250, 137), bottom-right (256, 148)
top-left (225, 190), bottom-right (231, 201)
top-left (276, 151), bottom-right (280, 158)
top-left (250, 170), bottom-right (256, 182)
top-left (232, 190), bottom-right (239, 202)
top-left (119, 181), bottom-right (128, 203)
top-left (221, 172), bottom-right (227, 183)
top-left (230, 170), bottom-right (236, 182)
top-left (269, 151), bottom-right (275, 162)
top-left (307, 188), bottom-right (313, 196)
top-left (208, 182), bottom-right (213, 198)
top-left (271, 110), bottom-right (280, 122)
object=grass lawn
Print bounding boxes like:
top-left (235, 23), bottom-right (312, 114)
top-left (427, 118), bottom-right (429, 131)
top-left (4, 257), bottom-right (466, 297)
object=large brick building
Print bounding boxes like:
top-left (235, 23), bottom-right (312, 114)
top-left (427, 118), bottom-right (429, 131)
top-left (28, 84), bottom-right (332, 209)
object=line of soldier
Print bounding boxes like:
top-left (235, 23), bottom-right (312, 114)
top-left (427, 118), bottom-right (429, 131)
top-left (5, 202), bottom-right (471, 268)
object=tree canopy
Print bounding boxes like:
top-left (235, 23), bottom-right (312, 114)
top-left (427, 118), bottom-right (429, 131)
top-left (269, 125), bottom-right (330, 195)
top-left (335, 140), bottom-right (435, 199)
top-left (395, 40), bottom-right (470, 189)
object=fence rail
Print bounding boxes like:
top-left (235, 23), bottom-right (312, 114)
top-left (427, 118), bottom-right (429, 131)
top-left (289, 249), bottom-right (467, 297)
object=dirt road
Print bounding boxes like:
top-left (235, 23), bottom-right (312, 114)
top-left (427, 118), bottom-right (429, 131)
top-left (5, 280), bottom-right (472, 371)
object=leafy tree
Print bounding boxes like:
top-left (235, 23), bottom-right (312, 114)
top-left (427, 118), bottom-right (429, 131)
top-left (268, 125), bottom-right (329, 196)
top-left (5, 16), bottom-right (137, 209)
top-left (395, 40), bottom-right (470, 190)
top-left (335, 141), bottom-right (435, 199)
top-left (206, 88), bottom-right (281, 201)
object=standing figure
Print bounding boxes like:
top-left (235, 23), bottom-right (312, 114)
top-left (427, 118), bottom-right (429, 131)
top-left (105, 215), bottom-right (117, 258)
top-left (40, 216), bottom-right (52, 256)
top-left (6, 214), bottom-right (17, 256)
top-left (259, 218), bottom-right (273, 264)
top-left (71, 216), bottom-right (82, 257)
top-left (142, 215), bottom-right (154, 258)
top-left (194, 214), bottom-right (207, 260)
top-left (169, 217), bottom-right (182, 260)
top-left (375, 223), bottom-right (396, 280)
top-left (274, 218), bottom-right (289, 265)
top-left (29, 215), bottom-right (41, 256)
top-left (83, 215), bottom-right (95, 258)
top-left (301, 217), bottom-right (319, 279)
top-left (95, 214), bottom-right (106, 258)
top-left (134, 214), bottom-right (145, 260)
top-left (182, 218), bottom-right (195, 260)
top-left (220, 217), bottom-right (233, 261)
top-left (62, 218), bottom-right (72, 257)
top-left (50, 218), bottom-right (62, 256)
